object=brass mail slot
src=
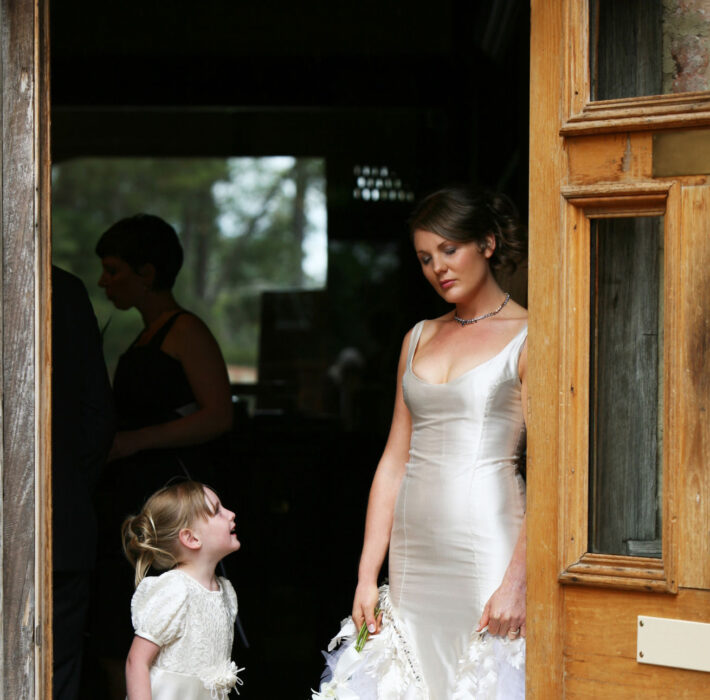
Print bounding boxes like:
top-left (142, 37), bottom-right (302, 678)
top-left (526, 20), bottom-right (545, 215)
top-left (653, 128), bottom-right (710, 177)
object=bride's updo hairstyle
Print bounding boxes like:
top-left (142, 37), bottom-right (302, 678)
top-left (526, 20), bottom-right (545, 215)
top-left (122, 480), bottom-right (216, 587)
top-left (408, 185), bottom-right (527, 274)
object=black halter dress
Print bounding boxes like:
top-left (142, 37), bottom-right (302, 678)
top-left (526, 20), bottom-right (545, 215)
top-left (94, 310), bottom-right (229, 658)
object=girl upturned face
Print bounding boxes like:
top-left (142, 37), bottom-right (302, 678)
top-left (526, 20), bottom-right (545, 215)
top-left (98, 255), bottom-right (148, 310)
top-left (413, 229), bottom-right (495, 305)
top-left (191, 487), bottom-right (241, 560)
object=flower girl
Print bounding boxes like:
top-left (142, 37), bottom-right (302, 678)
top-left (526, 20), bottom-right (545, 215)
top-left (122, 480), bottom-right (244, 699)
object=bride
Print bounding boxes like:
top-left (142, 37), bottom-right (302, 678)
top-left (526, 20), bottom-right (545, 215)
top-left (315, 185), bottom-right (528, 700)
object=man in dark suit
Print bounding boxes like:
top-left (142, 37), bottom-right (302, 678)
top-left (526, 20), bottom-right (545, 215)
top-left (52, 266), bottom-right (114, 700)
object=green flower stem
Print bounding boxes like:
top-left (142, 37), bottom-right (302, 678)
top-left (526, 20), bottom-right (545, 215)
top-left (355, 606), bottom-right (381, 652)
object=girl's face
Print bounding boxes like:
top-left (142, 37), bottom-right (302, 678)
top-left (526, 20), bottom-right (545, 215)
top-left (413, 229), bottom-right (494, 304)
top-left (192, 488), bottom-right (240, 559)
top-left (98, 255), bottom-right (148, 310)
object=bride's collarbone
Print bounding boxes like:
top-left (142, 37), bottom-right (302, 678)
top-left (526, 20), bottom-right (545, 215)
top-left (413, 323), bottom-right (524, 383)
top-left (412, 351), bottom-right (494, 384)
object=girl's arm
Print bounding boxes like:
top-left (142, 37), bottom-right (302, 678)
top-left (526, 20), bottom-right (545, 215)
top-left (125, 635), bottom-right (160, 700)
top-left (351, 330), bottom-right (413, 635)
top-left (477, 340), bottom-right (528, 638)
top-left (109, 314), bottom-right (233, 461)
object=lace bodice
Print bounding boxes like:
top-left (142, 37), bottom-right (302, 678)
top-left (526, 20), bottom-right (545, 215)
top-left (132, 569), bottom-right (239, 695)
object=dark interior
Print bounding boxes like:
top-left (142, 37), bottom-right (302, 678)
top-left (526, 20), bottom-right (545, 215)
top-left (51, 1), bottom-right (530, 696)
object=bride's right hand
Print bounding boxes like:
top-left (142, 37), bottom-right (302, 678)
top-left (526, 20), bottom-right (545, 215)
top-left (352, 581), bottom-right (381, 635)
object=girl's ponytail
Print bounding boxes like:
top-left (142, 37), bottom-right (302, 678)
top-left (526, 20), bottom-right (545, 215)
top-left (122, 512), bottom-right (178, 587)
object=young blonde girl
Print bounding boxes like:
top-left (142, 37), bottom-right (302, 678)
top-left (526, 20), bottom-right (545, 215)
top-left (122, 480), bottom-right (243, 700)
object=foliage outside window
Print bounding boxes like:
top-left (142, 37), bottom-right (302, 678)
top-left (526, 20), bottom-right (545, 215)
top-left (52, 157), bottom-right (326, 382)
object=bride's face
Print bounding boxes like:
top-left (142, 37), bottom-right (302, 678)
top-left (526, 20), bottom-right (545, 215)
top-left (413, 229), bottom-right (495, 304)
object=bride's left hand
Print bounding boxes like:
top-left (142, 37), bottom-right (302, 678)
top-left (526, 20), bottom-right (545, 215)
top-left (476, 575), bottom-right (526, 639)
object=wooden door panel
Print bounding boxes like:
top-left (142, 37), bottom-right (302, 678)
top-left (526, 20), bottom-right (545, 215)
top-left (566, 132), bottom-right (652, 184)
top-left (564, 589), bottom-right (710, 697)
top-left (679, 184), bottom-right (710, 590)
top-left (530, 1), bottom-right (710, 697)
top-left (565, 658), bottom-right (708, 699)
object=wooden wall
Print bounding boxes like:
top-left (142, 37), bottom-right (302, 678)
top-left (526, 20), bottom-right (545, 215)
top-left (1, 0), bottom-right (52, 697)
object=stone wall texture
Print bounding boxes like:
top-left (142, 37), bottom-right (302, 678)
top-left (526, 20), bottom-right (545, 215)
top-left (664, 0), bottom-right (710, 92)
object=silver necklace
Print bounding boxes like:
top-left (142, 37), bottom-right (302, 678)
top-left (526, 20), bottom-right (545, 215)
top-left (453, 293), bottom-right (511, 326)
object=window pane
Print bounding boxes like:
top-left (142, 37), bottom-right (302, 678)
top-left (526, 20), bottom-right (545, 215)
top-left (52, 157), bottom-right (327, 383)
top-left (589, 217), bottom-right (663, 558)
top-left (590, 0), bottom-right (710, 99)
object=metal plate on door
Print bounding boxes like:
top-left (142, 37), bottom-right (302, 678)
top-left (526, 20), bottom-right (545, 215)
top-left (653, 128), bottom-right (710, 177)
top-left (637, 615), bottom-right (710, 673)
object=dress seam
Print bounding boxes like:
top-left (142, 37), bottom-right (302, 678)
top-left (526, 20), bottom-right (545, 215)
top-left (397, 321), bottom-right (421, 604)
top-left (398, 475), bottom-right (409, 604)
top-left (467, 376), bottom-right (501, 599)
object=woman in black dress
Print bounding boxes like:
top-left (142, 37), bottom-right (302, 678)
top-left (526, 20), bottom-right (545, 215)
top-left (97, 213), bottom-right (232, 470)
top-left (93, 214), bottom-right (233, 697)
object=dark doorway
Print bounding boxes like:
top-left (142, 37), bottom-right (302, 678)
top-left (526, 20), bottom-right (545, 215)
top-left (50, 2), bottom-right (529, 697)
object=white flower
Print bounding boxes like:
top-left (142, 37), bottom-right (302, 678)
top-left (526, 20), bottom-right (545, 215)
top-left (203, 660), bottom-right (245, 698)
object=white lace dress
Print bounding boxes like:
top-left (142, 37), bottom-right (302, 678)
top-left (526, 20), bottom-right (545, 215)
top-left (131, 569), bottom-right (243, 699)
top-left (315, 322), bottom-right (527, 700)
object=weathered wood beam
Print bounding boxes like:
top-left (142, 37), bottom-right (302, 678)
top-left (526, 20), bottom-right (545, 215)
top-left (1, 0), bottom-right (51, 696)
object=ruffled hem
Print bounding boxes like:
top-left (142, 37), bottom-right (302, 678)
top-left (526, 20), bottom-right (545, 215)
top-left (452, 630), bottom-right (525, 700)
top-left (313, 585), bottom-right (525, 700)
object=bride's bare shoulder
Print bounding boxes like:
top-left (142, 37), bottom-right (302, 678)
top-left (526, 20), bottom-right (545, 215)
top-left (425, 309), bottom-right (457, 327)
top-left (409, 314), bottom-right (452, 350)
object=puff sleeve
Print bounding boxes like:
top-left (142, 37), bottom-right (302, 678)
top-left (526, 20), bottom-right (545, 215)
top-left (131, 570), bottom-right (190, 647)
top-left (220, 577), bottom-right (238, 623)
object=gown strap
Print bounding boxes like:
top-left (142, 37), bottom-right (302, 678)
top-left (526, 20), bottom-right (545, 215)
top-left (124, 310), bottom-right (189, 351)
top-left (148, 311), bottom-right (189, 348)
top-left (506, 324), bottom-right (528, 371)
top-left (406, 321), bottom-right (426, 370)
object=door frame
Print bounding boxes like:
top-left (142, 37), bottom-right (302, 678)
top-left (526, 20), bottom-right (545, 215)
top-left (0, 0), bottom-right (52, 696)
top-left (12, 1), bottom-right (710, 696)
top-left (527, 2), bottom-right (566, 695)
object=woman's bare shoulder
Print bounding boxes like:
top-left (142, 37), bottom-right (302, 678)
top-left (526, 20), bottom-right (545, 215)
top-left (417, 312), bottom-right (454, 342)
top-left (422, 311), bottom-right (455, 330)
top-left (164, 312), bottom-right (220, 358)
top-left (171, 311), bottom-right (214, 338)
top-left (399, 317), bottom-right (441, 356)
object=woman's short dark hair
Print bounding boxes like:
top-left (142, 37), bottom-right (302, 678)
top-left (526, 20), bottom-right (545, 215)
top-left (408, 185), bottom-right (527, 273)
top-left (95, 214), bottom-right (183, 291)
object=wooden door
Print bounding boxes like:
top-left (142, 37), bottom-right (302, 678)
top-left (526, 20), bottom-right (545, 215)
top-left (529, 1), bottom-right (710, 697)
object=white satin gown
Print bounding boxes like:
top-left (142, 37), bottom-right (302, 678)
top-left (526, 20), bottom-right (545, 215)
top-left (316, 321), bottom-right (527, 700)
